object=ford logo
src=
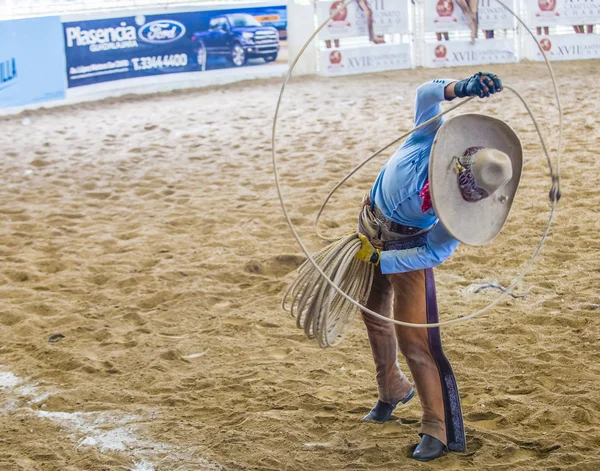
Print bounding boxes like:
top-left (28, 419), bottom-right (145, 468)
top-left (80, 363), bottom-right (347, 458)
top-left (138, 20), bottom-right (186, 44)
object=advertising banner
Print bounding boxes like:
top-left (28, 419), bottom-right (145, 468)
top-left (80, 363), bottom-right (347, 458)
top-left (319, 43), bottom-right (412, 76)
top-left (477, 0), bottom-right (516, 30)
top-left (424, 0), bottom-right (515, 33)
top-left (527, 0), bottom-right (562, 27)
top-left (526, 34), bottom-right (600, 61)
top-left (0, 17), bottom-right (66, 109)
top-left (424, 38), bottom-right (516, 67)
top-left (527, 0), bottom-right (600, 28)
top-left (63, 5), bottom-right (287, 88)
top-left (316, 0), bottom-right (409, 41)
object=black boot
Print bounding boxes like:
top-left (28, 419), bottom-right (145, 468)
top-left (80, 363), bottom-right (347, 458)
top-left (362, 388), bottom-right (415, 422)
top-left (412, 434), bottom-right (446, 462)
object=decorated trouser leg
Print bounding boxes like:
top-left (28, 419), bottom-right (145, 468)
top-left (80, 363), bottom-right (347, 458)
top-left (422, 268), bottom-right (466, 452)
top-left (364, 267), bottom-right (466, 451)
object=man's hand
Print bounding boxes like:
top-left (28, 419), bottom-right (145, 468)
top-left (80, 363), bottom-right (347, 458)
top-left (355, 233), bottom-right (380, 265)
top-left (453, 72), bottom-right (503, 98)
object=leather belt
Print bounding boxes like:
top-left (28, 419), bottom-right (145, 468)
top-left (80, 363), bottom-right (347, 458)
top-left (364, 195), bottom-right (426, 236)
top-left (384, 234), bottom-right (428, 252)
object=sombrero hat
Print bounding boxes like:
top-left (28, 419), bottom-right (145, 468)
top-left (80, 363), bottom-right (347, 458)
top-left (429, 113), bottom-right (523, 246)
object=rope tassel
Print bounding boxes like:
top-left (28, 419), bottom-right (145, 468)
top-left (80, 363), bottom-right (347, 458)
top-left (282, 233), bottom-right (373, 347)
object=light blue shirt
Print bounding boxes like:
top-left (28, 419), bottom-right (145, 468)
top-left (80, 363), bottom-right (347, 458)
top-left (370, 79), bottom-right (460, 274)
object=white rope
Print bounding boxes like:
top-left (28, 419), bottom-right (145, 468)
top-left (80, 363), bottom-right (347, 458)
top-left (272, 0), bottom-right (562, 331)
top-left (282, 233), bottom-right (373, 347)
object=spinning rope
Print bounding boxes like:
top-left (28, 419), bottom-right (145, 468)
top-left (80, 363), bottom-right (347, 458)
top-left (273, 0), bottom-right (562, 347)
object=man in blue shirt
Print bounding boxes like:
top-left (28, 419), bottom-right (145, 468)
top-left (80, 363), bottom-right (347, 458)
top-left (354, 72), bottom-right (516, 461)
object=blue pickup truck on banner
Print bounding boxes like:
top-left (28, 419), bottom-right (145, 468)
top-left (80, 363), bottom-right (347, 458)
top-left (63, 6), bottom-right (287, 88)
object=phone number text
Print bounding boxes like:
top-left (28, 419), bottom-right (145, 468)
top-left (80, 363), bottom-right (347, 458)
top-left (131, 54), bottom-right (189, 71)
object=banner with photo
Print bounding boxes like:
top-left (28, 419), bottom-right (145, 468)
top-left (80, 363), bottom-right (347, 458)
top-left (424, 0), bottom-right (515, 33)
top-left (477, 0), bottom-right (516, 30)
top-left (319, 43), bottom-right (412, 76)
top-left (527, 0), bottom-right (600, 28)
top-left (0, 17), bottom-right (66, 109)
top-left (63, 5), bottom-right (287, 88)
top-left (527, 0), bottom-right (562, 27)
top-left (424, 38), bottom-right (516, 67)
top-left (526, 34), bottom-right (600, 61)
top-left (316, 0), bottom-right (410, 41)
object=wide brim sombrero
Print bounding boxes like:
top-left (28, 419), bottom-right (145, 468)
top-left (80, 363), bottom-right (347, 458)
top-left (429, 113), bottom-right (523, 246)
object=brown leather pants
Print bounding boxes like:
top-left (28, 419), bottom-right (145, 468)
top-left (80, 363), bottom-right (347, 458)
top-left (362, 266), bottom-right (447, 445)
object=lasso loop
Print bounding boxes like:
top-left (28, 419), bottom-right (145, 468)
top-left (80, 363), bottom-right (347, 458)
top-left (271, 0), bottom-right (561, 328)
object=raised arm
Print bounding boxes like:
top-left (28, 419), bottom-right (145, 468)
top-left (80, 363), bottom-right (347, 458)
top-left (413, 73), bottom-right (503, 136)
top-left (413, 79), bottom-right (458, 130)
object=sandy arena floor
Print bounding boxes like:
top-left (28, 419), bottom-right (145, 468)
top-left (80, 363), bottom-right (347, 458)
top-left (0, 60), bottom-right (599, 471)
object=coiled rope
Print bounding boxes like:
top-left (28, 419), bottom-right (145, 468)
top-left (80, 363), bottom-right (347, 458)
top-left (273, 0), bottom-right (562, 347)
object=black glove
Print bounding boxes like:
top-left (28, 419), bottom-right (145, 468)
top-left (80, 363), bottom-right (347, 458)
top-left (454, 72), bottom-right (503, 98)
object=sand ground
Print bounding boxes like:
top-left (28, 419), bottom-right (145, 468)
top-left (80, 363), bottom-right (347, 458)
top-left (0, 60), bottom-right (599, 471)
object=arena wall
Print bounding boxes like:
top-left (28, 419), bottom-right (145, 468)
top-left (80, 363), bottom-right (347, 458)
top-left (0, 1), bottom-right (288, 116)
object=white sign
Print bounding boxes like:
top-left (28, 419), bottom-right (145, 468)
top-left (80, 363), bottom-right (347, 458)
top-left (424, 0), bottom-right (515, 32)
top-left (316, 0), bottom-right (409, 40)
top-left (525, 34), bottom-right (600, 61)
top-left (424, 38), bottom-right (517, 67)
top-left (527, 0), bottom-right (600, 27)
top-left (478, 0), bottom-right (516, 30)
top-left (319, 43), bottom-right (412, 76)
top-left (527, 0), bottom-right (564, 27)
top-left (423, 0), bottom-right (465, 32)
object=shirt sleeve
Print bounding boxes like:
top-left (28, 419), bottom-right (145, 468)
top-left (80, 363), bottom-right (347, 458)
top-left (379, 223), bottom-right (460, 274)
top-left (412, 79), bottom-right (457, 138)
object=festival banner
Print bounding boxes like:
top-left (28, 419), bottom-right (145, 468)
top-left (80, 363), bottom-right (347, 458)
top-left (0, 17), bottom-right (66, 109)
top-left (424, 0), bottom-right (515, 33)
top-left (319, 43), bottom-right (412, 76)
top-left (526, 34), bottom-right (600, 61)
top-left (562, 0), bottom-right (600, 24)
top-left (477, 0), bottom-right (516, 30)
top-left (63, 5), bottom-right (287, 88)
top-left (527, 0), bottom-right (600, 28)
top-left (316, 0), bottom-right (409, 41)
top-left (424, 38), bottom-right (516, 67)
